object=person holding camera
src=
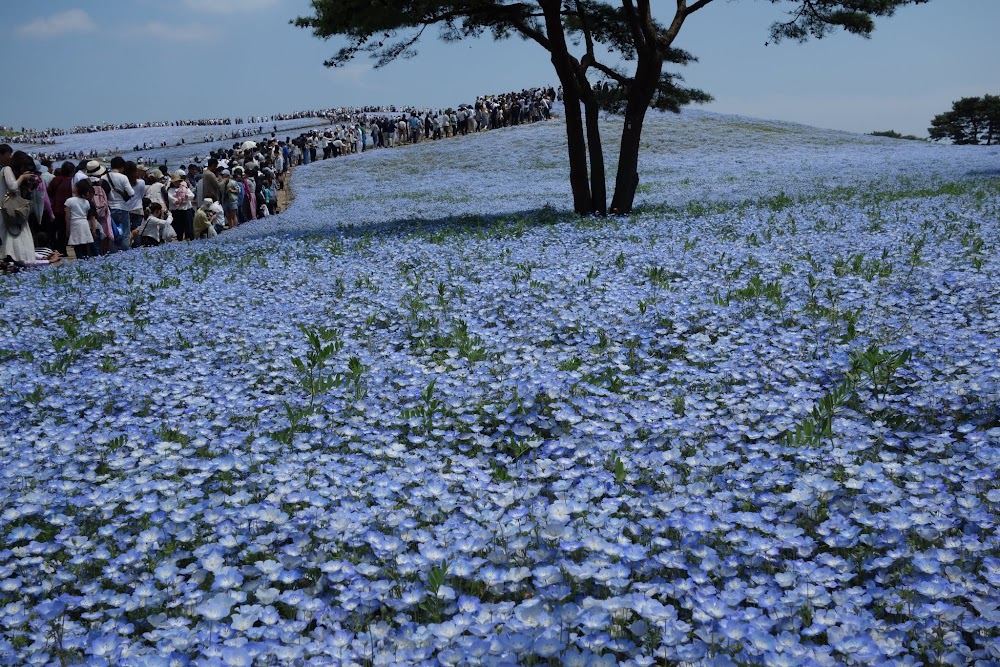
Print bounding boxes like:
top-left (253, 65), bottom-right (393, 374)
top-left (131, 201), bottom-right (176, 247)
top-left (1, 151), bottom-right (40, 263)
top-left (193, 199), bottom-right (221, 239)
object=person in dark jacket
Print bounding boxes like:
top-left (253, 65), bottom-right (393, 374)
top-left (47, 162), bottom-right (75, 255)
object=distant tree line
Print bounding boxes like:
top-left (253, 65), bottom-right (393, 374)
top-left (929, 95), bottom-right (1000, 145)
top-left (869, 130), bottom-right (923, 141)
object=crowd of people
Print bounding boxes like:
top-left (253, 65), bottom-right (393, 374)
top-left (0, 144), bottom-right (285, 269)
top-left (2, 106), bottom-right (397, 147)
top-left (18, 124), bottom-right (284, 171)
top-left (3, 114), bottom-right (306, 146)
top-left (1, 87), bottom-right (559, 272)
top-left (284, 87), bottom-right (557, 165)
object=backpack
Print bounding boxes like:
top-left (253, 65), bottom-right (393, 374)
top-left (90, 183), bottom-right (110, 224)
top-left (90, 183), bottom-right (114, 238)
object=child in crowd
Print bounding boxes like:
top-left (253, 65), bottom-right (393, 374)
top-left (64, 180), bottom-right (98, 258)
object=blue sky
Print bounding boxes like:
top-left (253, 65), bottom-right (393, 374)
top-left (3, 0), bottom-right (997, 138)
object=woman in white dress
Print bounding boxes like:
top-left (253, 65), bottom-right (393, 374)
top-left (64, 180), bottom-right (97, 258)
top-left (1, 151), bottom-right (39, 263)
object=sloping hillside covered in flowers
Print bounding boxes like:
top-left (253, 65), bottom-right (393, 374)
top-left (1, 110), bottom-right (999, 666)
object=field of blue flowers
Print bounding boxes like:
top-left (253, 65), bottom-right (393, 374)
top-left (1, 109), bottom-right (999, 666)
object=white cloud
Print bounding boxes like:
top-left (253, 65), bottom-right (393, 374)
top-left (181, 0), bottom-right (278, 14)
top-left (17, 9), bottom-right (96, 38)
top-left (132, 21), bottom-right (213, 42)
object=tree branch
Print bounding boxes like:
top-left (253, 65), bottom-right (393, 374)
top-left (620, 0), bottom-right (647, 53)
top-left (589, 60), bottom-right (629, 85)
top-left (574, 0), bottom-right (597, 70)
top-left (684, 0), bottom-right (716, 17)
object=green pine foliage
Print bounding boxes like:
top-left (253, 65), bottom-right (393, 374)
top-left (869, 130), bottom-right (923, 141)
top-left (929, 94), bottom-right (1000, 145)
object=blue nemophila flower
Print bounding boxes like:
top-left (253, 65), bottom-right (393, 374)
top-left (196, 594), bottom-right (235, 622)
top-left (826, 625), bottom-right (882, 662)
top-left (34, 598), bottom-right (66, 621)
top-left (87, 633), bottom-right (120, 658)
top-left (218, 645), bottom-right (252, 667)
top-left (3, 107), bottom-right (1000, 664)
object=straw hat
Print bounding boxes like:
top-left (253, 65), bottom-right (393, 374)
top-left (86, 160), bottom-right (108, 177)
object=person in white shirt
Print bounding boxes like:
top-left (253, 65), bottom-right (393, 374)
top-left (65, 180), bottom-right (97, 258)
top-left (144, 169), bottom-right (169, 214)
top-left (131, 202), bottom-right (175, 247)
top-left (39, 161), bottom-right (54, 187)
top-left (104, 156), bottom-right (134, 251)
top-left (126, 163), bottom-right (147, 236)
top-left (72, 160), bottom-right (90, 189)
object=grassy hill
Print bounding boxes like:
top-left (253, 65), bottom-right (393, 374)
top-left (200, 107), bottom-right (998, 242)
top-left (1, 110), bottom-right (999, 665)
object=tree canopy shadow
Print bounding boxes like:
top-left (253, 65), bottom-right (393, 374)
top-left (222, 203), bottom-right (586, 247)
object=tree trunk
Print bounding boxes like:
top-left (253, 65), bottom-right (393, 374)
top-left (539, 0), bottom-right (592, 215)
top-left (560, 87), bottom-right (593, 215)
top-left (610, 60), bottom-right (659, 215)
top-left (580, 88), bottom-right (607, 216)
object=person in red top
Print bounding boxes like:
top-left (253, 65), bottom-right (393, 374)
top-left (47, 162), bottom-right (76, 255)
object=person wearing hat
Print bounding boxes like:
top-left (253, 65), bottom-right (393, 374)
top-left (144, 168), bottom-right (169, 219)
top-left (83, 160), bottom-right (105, 179)
top-left (86, 161), bottom-right (114, 255)
top-left (218, 168), bottom-right (239, 229)
top-left (193, 198), bottom-right (218, 239)
top-left (168, 171), bottom-right (194, 241)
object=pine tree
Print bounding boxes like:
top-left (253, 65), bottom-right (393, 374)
top-left (295, 0), bottom-right (932, 215)
top-left (930, 95), bottom-right (1000, 145)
